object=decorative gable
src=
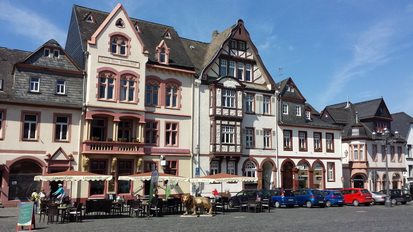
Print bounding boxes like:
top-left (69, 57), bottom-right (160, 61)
top-left (156, 40), bottom-right (170, 65)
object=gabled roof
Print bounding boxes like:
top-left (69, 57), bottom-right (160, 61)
top-left (72, 4), bottom-right (194, 71)
top-left (353, 98), bottom-right (391, 120)
top-left (277, 77), bottom-right (306, 102)
top-left (391, 112), bottom-right (413, 139)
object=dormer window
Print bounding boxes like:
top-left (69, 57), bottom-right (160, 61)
top-left (53, 50), bottom-right (60, 58)
top-left (85, 13), bottom-right (95, 23)
top-left (134, 23), bottom-right (141, 32)
top-left (115, 18), bottom-right (125, 27)
top-left (156, 40), bottom-right (170, 64)
top-left (44, 48), bottom-right (50, 57)
top-left (287, 85), bottom-right (294, 92)
top-left (110, 35), bottom-right (128, 56)
top-left (164, 31), bottom-right (171, 39)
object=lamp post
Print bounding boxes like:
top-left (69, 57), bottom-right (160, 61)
top-left (373, 128), bottom-right (399, 207)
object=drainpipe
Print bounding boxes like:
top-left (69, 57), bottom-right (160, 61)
top-left (275, 90), bottom-right (280, 188)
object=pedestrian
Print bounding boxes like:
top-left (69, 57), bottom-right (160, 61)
top-left (31, 189), bottom-right (39, 214)
top-left (38, 189), bottom-right (47, 214)
top-left (53, 183), bottom-right (66, 203)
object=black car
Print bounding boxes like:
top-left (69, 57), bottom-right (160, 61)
top-left (379, 189), bottom-right (412, 205)
top-left (228, 190), bottom-right (270, 208)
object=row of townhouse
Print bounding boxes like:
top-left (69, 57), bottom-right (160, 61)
top-left (0, 4), bottom-right (409, 206)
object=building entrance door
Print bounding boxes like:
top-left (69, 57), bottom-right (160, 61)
top-left (282, 162), bottom-right (293, 189)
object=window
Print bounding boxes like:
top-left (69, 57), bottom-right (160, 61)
top-left (118, 120), bottom-right (132, 141)
top-left (372, 144), bottom-right (378, 161)
top-left (398, 147), bottom-right (402, 163)
top-left (86, 14), bottom-right (94, 23)
top-left (299, 131), bottom-right (307, 151)
top-left (99, 73), bottom-right (115, 100)
top-left (228, 61), bottom-right (235, 77)
top-left (134, 23), bottom-right (141, 32)
top-left (295, 105), bottom-right (301, 116)
top-left (227, 161), bottom-right (236, 175)
top-left (350, 144), bottom-right (365, 161)
top-left (245, 64), bottom-right (252, 82)
top-left (89, 160), bottom-right (107, 195)
top-left (55, 115), bottom-right (69, 141)
top-left (145, 121), bottom-right (158, 145)
top-left (409, 165), bottom-right (413, 178)
top-left (115, 18), bottom-right (124, 27)
top-left (263, 96), bottom-right (270, 115)
top-left (390, 146), bottom-right (395, 162)
top-left (326, 133), bottom-right (334, 152)
top-left (245, 94), bottom-right (254, 113)
top-left (237, 63), bottom-right (244, 81)
top-left (164, 31), bottom-right (171, 39)
top-left (90, 119), bottom-right (106, 141)
top-left (44, 48), bottom-right (50, 57)
top-left (327, 163), bottom-right (335, 181)
top-left (30, 77), bottom-right (40, 92)
top-left (0, 79), bottom-right (3, 90)
top-left (282, 104), bottom-right (288, 115)
top-left (238, 41), bottom-right (246, 51)
top-left (221, 126), bottom-right (235, 144)
top-left (56, 80), bottom-right (65, 94)
top-left (144, 161), bottom-right (157, 172)
top-left (230, 40), bottom-right (237, 49)
top-left (314, 132), bottom-right (322, 152)
top-left (210, 161), bottom-right (219, 175)
top-left (382, 145), bottom-right (386, 162)
top-left (159, 48), bottom-right (166, 63)
top-left (220, 60), bottom-right (227, 76)
top-left (287, 85), bottom-right (294, 92)
top-left (222, 89), bottom-right (235, 108)
top-left (117, 160), bottom-right (132, 194)
top-left (23, 113), bottom-right (38, 140)
top-left (120, 76), bottom-right (135, 102)
top-left (306, 110), bottom-right (311, 121)
top-left (164, 160), bottom-right (178, 175)
top-left (53, 50), bottom-right (60, 58)
top-left (376, 121), bottom-right (388, 133)
top-left (230, 39), bottom-right (246, 51)
top-left (145, 81), bottom-right (159, 106)
top-left (245, 128), bottom-right (254, 148)
top-left (244, 161), bottom-right (256, 177)
top-left (263, 129), bottom-right (271, 149)
top-left (166, 84), bottom-right (179, 108)
top-left (110, 35), bottom-right (128, 55)
top-left (165, 122), bottom-right (178, 146)
top-left (0, 111), bottom-right (4, 139)
top-left (283, 130), bottom-right (292, 150)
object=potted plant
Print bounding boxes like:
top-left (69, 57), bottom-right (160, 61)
top-left (91, 136), bottom-right (99, 141)
top-left (132, 138), bottom-right (139, 143)
top-left (106, 137), bottom-right (113, 142)
top-left (118, 138), bottom-right (127, 142)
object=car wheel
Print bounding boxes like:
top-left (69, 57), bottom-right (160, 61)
top-left (391, 199), bottom-right (397, 205)
top-left (228, 200), bottom-right (234, 208)
top-left (274, 201), bottom-right (281, 208)
top-left (326, 200), bottom-right (332, 207)
top-left (306, 201), bottom-right (313, 208)
top-left (353, 200), bottom-right (359, 206)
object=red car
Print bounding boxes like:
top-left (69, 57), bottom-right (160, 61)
top-left (341, 188), bottom-right (373, 206)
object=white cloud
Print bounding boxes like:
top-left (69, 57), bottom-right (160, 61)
top-left (0, 1), bottom-right (66, 46)
top-left (257, 35), bottom-right (277, 50)
top-left (408, 4), bottom-right (413, 13)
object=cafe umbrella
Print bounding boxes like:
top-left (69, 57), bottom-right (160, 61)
top-left (34, 170), bottom-right (113, 200)
top-left (189, 173), bottom-right (258, 194)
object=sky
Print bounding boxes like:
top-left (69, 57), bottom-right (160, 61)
top-left (1, 0), bottom-right (413, 117)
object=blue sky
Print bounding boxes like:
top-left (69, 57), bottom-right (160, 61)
top-left (1, 0), bottom-right (413, 117)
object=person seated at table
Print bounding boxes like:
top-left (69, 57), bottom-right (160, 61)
top-left (53, 183), bottom-right (66, 203)
top-left (212, 189), bottom-right (221, 198)
top-left (150, 194), bottom-right (159, 205)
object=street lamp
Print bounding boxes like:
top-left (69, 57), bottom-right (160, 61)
top-left (372, 128), bottom-right (400, 207)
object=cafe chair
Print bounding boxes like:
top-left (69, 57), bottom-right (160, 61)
top-left (261, 198), bottom-right (271, 212)
top-left (150, 199), bottom-right (163, 217)
top-left (129, 201), bottom-right (143, 217)
top-left (38, 202), bottom-right (48, 222)
top-left (47, 205), bottom-right (60, 224)
top-left (69, 203), bottom-right (83, 222)
top-left (247, 199), bottom-right (260, 213)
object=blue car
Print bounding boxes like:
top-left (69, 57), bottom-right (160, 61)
top-left (322, 190), bottom-right (345, 207)
top-left (293, 189), bottom-right (326, 208)
top-left (268, 190), bottom-right (297, 208)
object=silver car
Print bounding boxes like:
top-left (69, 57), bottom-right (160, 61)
top-left (370, 191), bottom-right (386, 205)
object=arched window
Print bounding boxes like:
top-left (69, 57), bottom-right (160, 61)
top-left (145, 81), bottom-right (159, 106)
top-left (165, 83), bottom-right (179, 108)
top-left (99, 72), bottom-right (115, 100)
top-left (245, 161), bottom-right (256, 177)
top-left (120, 75), bottom-right (136, 102)
top-left (110, 35), bottom-right (128, 55)
top-left (313, 163), bottom-right (323, 189)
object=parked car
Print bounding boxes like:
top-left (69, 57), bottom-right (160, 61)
top-left (268, 190), bottom-right (297, 208)
top-left (378, 189), bottom-right (412, 205)
top-left (370, 191), bottom-right (386, 205)
top-left (228, 190), bottom-right (270, 208)
top-left (293, 189), bottom-right (326, 208)
top-left (341, 188), bottom-right (373, 206)
top-left (322, 190), bottom-right (345, 207)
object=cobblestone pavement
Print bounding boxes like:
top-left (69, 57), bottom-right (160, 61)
top-left (3, 204), bottom-right (413, 232)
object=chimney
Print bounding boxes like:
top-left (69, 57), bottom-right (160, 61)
top-left (212, 30), bottom-right (219, 40)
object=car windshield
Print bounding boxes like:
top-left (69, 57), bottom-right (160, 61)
top-left (393, 190), bottom-right (401, 194)
top-left (269, 191), bottom-right (280, 196)
top-left (333, 191), bottom-right (342, 195)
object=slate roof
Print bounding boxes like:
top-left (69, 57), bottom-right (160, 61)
top-left (391, 112), bottom-right (413, 139)
top-left (71, 5), bottom-right (195, 71)
top-left (353, 98), bottom-right (383, 120)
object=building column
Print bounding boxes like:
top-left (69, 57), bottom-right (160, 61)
top-left (113, 121), bottom-right (118, 141)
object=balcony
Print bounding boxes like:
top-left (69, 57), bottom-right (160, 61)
top-left (82, 140), bottom-right (144, 155)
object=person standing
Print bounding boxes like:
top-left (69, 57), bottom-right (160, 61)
top-left (53, 183), bottom-right (66, 203)
top-left (38, 189), bottom-right (47, 214)
top-left (31, 189), bottom-right (39, 214)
